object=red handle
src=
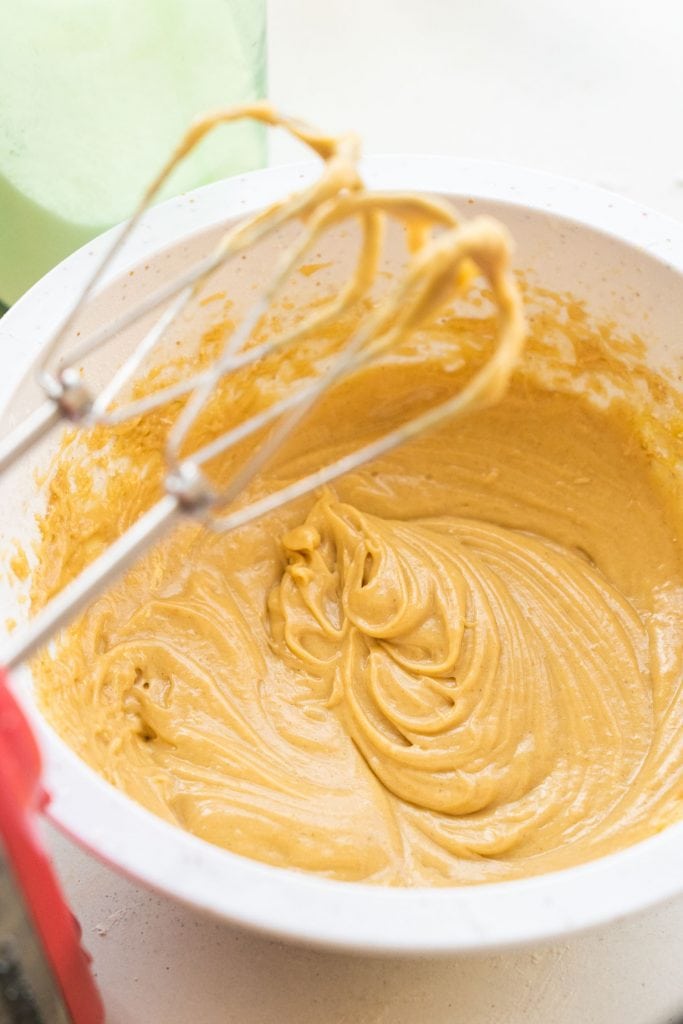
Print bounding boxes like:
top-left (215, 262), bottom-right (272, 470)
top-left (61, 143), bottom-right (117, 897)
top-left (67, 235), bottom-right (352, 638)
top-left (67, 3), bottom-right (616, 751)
top-left (0, 668), bottom-right (104, 1023)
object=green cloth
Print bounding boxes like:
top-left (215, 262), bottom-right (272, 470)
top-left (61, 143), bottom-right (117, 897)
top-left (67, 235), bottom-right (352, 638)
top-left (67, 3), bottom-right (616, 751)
top-left (0, 0), bottom-right (266, 303)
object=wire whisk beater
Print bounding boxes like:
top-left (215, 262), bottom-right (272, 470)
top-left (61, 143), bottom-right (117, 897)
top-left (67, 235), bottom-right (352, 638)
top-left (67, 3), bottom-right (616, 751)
top-left (0, 102), bottom-right (525, 668)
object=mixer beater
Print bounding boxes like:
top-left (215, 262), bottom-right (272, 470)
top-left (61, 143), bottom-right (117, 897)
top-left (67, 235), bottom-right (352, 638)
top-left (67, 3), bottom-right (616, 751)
top-left (0, 100), bottom-right (525, 674)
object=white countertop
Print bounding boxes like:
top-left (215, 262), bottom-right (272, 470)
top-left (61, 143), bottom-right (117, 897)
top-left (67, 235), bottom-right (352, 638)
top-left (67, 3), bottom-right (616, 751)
top-left (45, 2), bottom-right (683, 1021)
top-left (268, 0), bottom-right (683, 222)
top-left (45, 823), bottom-right (683, 1024)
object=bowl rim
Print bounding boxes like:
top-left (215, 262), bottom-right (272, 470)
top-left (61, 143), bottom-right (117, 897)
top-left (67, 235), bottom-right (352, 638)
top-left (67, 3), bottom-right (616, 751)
top-left (2, 155), bottom-right (683, 954)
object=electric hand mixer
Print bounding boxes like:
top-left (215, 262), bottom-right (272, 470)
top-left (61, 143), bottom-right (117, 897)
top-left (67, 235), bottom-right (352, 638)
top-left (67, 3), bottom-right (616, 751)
top-left (0, 103), bottom-right (525, 1022)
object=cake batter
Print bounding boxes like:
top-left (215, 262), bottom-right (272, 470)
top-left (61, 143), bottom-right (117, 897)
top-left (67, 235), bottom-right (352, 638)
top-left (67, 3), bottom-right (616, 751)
top-left (31, 290), bottom-right (683, 885)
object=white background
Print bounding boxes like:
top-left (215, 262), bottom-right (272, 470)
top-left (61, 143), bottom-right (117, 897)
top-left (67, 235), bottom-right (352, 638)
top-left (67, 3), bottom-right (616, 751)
top-left (268, 0), bottom-right (683, 221)
top-left (45, 2), bottom-right (683, 1022)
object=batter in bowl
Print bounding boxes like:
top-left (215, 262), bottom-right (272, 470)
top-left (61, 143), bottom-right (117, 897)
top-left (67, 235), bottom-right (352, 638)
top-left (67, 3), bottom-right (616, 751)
top-left (30, 288), bottom-right (683, 885)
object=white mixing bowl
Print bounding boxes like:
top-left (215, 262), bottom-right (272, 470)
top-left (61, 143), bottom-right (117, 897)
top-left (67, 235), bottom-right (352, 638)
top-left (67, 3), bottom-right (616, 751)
top-left (0, 157), bottom-right (681, 954)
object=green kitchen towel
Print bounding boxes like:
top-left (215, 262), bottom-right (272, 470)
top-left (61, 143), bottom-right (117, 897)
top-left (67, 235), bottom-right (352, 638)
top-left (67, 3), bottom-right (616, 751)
top-left (0, 0), bottom-right (267, 304)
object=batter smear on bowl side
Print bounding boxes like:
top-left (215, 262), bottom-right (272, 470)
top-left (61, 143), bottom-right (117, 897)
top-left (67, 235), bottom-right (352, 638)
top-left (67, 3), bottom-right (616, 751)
top-left (31, 286), bottom-right (683, 886)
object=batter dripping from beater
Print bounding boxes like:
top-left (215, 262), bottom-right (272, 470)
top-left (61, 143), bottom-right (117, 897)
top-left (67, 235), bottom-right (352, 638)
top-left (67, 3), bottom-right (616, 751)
top-left (31, 292), bottom-right (683, 885)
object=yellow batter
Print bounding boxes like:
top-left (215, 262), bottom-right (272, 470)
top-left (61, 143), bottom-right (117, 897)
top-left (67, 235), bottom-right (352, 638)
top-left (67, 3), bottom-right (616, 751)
top-left (29, 284), bottom-right (683, 886)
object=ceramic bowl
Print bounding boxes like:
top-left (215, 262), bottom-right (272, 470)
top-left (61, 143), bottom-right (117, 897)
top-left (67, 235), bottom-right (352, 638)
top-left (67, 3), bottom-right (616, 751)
top-left (1, 157), bottom-right (681, 953)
